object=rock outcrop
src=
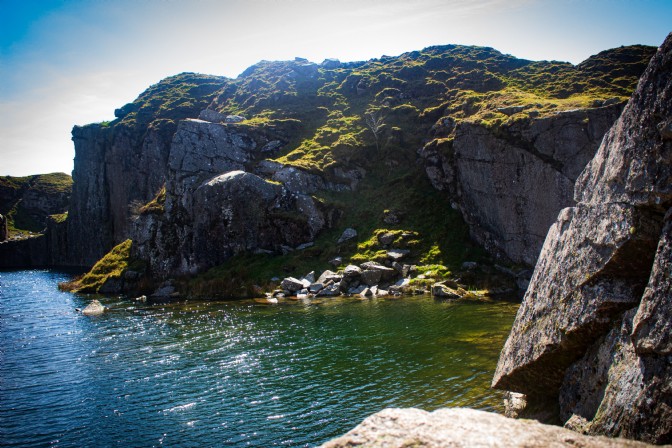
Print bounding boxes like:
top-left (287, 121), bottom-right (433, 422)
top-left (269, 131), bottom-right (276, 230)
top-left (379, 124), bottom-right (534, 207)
top-left (65, 74), bottom-right (226, 267)
top-left (0, 213), bottom-right (7, 241)
top-left (421, 104), bottom-right (624, 266)
top-left (321, 408), bottom-right (655, 448)
top-left (492, 33), bottom-right (672, 444)
top-left (131, 119), bottom-right (325, 279)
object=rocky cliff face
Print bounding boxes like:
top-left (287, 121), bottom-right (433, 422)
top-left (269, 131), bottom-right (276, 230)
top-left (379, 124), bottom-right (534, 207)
top-left (61, 44), bottom-right (654, 293)
top-left (0, 173), bottom-right (72, 236)
top-left (492, 33), bottom-right (672, 444)
top-left (131, 117), bottom-right (326, 279)
top-left (421, 104), bottom-right (625, 266)
top-left (65, 74), bottom-right (226, 266)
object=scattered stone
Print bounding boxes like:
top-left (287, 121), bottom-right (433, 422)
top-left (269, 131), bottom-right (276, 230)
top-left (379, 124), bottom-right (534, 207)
top-left (303, 271), bottom-right (315, 283)
top-left (377, 232), bottom-right (396, 246)
top-left (360, 269), bottom-right (382, 286)
top-left (82, 299), bottom-right (106, 316)
top-left (337, 228), bottom-right (358, 244)
top-left (224, 115), bottom-right (246, 123)
top-left (317, 283), bottom-right (340, 296)
top-left (359, 287), bottom-right (373, 298)
top-left (432, 282), bottom-right (461, 299)
top-left (317, 270), bottom-right (341, 284)
top-left (281, 277), bottom-right (306, 293)
top-left (198, 109), bottom-right (227, 123)
top-left (329, 257), bottom-right (343, 267)
top-left (343, 265), bottom-right (362, 278)
top-left (308, 283), bottom-right (323, 293)
top-left (386, 249), bottom-right (409, 261)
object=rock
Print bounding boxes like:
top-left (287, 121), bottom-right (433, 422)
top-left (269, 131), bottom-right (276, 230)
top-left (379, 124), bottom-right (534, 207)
top-left (303, 271), bottom-right (315, 283)
top-left (295, 242), bottom-right (314, 250)
top-left (493, 33), bottom-right (672, 444)
top-left (316, 283), bottom-right (340, 296)
top-left (198, 108), bottom-right (227, 122)
top-left (151, 284), bottom-right (176, 298)
top-left (66, 74), bottom-right (225, 267)
top-left (359, 287), bottom-right (372, 298)
top-left (497, 105), bottom-right (526, 115)
top-left (337, 228), bottom-right (357, 244)
top-left (321, 58), bottom-right (341, 69)
top-left (0, 213), bottom-right (7, 241)
top-left (329, 257), bottom-right (343, 267)
top-left (343, 265), bottom-right (362, 278)
top-left (224, 115), bottom-right (246, 123)
top-left (320, 408), bottom-right (653, 448)
top-left (386, 249), bottom-right (409, 261)
top-left (359, 262), bottom-right (397, 281)
top-left (272, 165), bottom-right (326, 194)
top-left (431, 282), bottom-right (461, 299)
top-left (421, 103), bottom-right (625, 267)
top-left (82, 299), bottom-right (106, 316)
top-left (281, 277), bottom-right (308, 293)
top-left (377, 232), bottom-right (396, 245)
top-left (360, 269), bottom-right (382, 286)
top-left (317, 270), bottom-right (341, 284)
top-left (308, 283), bottom-right (323, 293)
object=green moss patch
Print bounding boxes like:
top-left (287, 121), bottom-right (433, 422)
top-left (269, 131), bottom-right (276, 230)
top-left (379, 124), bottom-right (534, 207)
top-left (60, 239), bottom-right (142, 293)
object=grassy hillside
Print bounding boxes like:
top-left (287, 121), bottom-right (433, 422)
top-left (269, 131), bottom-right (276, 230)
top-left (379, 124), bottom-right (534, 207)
top-left (92, 44), bottom-right (656, 297)
top-left (0, 172), bottom-right (72, 237)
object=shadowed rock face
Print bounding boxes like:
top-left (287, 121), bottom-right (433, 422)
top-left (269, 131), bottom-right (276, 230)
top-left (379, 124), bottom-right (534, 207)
top-left (492, 33), bottom-right (672, 444)
top-left (422, 104), bottom-right (625, 266)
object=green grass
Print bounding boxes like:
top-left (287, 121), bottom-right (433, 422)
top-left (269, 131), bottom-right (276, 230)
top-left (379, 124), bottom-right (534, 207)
top-left (59, 239), bottom-right (142, 293)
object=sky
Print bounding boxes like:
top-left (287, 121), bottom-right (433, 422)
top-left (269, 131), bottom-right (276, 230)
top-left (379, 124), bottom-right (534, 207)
top-left (0, 0), bottom-right (670, 176)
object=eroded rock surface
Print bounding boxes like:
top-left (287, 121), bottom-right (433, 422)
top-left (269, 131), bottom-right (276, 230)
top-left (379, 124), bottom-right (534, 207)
top-left (422, 104), bottom-right (624, 266)
top-left (493, 33), bottom-right (672, 444)
top-left (321, 408), bottom-right (656, 448)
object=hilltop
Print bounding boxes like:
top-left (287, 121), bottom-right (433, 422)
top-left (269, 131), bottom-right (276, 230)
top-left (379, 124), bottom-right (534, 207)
top-left (2, 43), bottom-right (656, 296)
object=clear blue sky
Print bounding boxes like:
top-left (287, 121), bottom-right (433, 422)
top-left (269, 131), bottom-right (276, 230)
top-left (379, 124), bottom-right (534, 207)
top-left (1, 0), bottom-right (670, 176)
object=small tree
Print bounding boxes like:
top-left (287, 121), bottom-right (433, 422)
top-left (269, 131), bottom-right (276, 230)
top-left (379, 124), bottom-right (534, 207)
top-left (364, 109), bottom-right (385, 152)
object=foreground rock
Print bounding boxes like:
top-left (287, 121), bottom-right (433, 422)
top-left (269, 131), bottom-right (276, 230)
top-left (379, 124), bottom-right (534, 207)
top-left (320, 408), bottom-right (654, 448)
top-left (493, 33), bottom-right (672, 444)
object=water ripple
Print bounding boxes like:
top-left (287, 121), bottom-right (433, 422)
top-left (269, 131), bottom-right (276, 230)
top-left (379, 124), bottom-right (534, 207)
top-left (0, 270), bottom-right (518, 447)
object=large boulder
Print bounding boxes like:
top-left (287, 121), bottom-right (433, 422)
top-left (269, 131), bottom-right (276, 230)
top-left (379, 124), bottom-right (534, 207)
top-left (321, 408), bottom-right (653, 448)
top-left (134, 170), bottom-right (324, 278)
top-left (492, 33), bottom-right (672, 444)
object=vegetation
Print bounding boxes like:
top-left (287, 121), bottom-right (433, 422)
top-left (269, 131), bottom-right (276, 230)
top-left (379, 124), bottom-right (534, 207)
top-left (81, 43), bottom-right (655, 298)
top-left (59, 239), bottom-right (143, 293)
top-left (0, 172), bottom-right (72, 236)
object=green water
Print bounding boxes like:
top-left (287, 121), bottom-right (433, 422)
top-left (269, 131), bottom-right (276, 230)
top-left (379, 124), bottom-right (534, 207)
top-left (0, 270), bottom-right (518, 447)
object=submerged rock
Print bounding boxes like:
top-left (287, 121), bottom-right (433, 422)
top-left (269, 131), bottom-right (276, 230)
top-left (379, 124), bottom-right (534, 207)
top-left (82, 299), bottom-right (105, 316)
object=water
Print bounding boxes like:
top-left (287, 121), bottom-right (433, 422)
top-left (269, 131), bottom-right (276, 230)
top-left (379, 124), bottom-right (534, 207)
top-left (0, 270), bottom-right (518, 447)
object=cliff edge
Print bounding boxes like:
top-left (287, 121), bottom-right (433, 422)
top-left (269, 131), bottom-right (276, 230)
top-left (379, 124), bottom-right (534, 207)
top-left (492, 33), bottom-right (672, 444)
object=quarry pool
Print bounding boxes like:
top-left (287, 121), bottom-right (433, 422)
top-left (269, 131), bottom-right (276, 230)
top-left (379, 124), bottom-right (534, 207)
top-left (0, 270), bottom-right (518, 447)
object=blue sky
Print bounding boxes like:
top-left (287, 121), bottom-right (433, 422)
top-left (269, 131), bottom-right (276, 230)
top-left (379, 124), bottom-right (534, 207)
top-left (1, 0), bottom-right (670, 176)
